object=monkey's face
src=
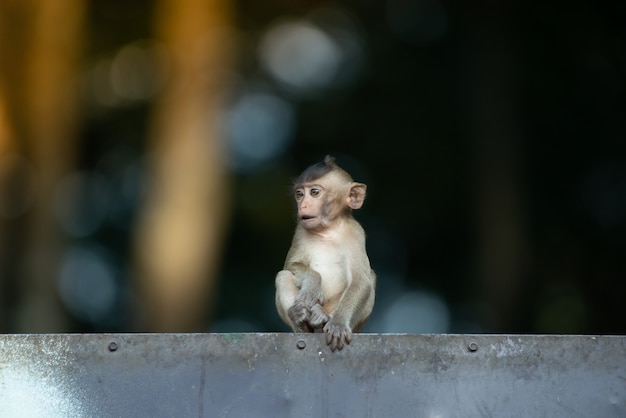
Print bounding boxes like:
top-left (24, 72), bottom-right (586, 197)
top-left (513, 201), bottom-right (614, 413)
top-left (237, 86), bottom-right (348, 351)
top-left (294, 183), bottom-right (327, 231)
top-left (294, 173), bottom-right (346, 231)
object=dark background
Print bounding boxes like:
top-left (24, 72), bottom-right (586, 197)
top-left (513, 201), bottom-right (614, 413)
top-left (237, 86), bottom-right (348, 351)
top-left (1, 0), bottom-right (624, 335)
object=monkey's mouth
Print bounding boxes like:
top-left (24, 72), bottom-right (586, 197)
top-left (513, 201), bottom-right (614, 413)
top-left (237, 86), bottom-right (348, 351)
top-left (300, 215), bottom-right (316, 221)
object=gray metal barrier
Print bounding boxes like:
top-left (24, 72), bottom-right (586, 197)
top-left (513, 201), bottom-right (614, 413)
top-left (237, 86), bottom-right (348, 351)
top-left (1, 333), bottom-right (624, 417)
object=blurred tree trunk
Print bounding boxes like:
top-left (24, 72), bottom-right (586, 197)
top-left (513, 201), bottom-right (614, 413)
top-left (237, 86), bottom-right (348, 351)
top-left (134, 0), bottom-right (234, 331)
top-left (466, 1), bottom-right (529, 331)
top-left (0, 0), bottom-right (85, 331)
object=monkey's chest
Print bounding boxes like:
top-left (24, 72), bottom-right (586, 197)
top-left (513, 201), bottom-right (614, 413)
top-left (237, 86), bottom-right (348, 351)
top-left (308, 252), bottom-right (349, 299)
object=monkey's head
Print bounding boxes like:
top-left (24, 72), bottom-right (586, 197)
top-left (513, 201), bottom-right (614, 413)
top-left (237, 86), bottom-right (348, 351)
top-left (293, 156), bottom-right (367, 232)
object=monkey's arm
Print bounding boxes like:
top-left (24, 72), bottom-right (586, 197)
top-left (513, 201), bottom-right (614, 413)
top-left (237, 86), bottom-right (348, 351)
top-left (276, 262), bottom-right (329, 332)
top-left (285, 262), bottom-right (329, 329)
top-left (285, 262), bottom-right (324, 303)
top-left (323, 270), bottom-right (376, 351)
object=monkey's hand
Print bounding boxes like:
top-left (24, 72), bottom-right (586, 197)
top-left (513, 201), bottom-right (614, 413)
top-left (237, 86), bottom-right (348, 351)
top-left (287, 302), bottom-right (312, 332)
top-left (289, 289), bottom-right (326, 332)
top-left (323, 320), bottom-right (352, 351)
top-left (308, 304), bottom-right (330, 329)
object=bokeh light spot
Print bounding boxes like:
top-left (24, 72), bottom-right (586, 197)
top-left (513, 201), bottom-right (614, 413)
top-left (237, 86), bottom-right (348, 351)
top-left (224, 90), bottom-right (295, 172)
top-left (58, 246), bottom-right (118, 324)
top-left (259, 21), bottom-right (341, 92)
top-left (382, 290), bottom-right (450, 333)
top-left (111, 40), bottom-right (168, 102)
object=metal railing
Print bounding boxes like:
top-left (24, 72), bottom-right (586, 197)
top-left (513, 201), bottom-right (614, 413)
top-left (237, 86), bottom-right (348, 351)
top-left (1, 333), bottom-right (624, 417)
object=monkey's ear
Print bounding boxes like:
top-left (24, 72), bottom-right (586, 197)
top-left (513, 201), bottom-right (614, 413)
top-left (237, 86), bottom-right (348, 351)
top-left (348, 183), bottom-right (367, 210)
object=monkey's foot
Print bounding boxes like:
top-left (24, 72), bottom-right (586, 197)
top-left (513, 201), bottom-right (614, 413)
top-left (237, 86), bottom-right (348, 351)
top-left (323, 321), bottom-right (352, 351)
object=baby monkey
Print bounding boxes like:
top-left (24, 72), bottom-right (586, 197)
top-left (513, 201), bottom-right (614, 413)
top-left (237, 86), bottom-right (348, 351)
top-left (275, 155), bottom-right (375, 351)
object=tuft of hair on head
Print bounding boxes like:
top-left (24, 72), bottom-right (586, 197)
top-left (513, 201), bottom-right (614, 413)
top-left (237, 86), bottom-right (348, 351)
top-left (294, 155), bottom-right (349, 187)
top-left (323, 155), bottom-right (336, 166)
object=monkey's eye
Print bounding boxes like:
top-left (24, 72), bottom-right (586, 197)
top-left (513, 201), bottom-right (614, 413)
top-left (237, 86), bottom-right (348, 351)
top-left (295, 190), bottom-right (304, 200)
top-left (310, 188), bottom-right (321, 197)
